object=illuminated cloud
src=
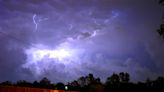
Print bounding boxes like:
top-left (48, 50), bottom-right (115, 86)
top-left (0, 0), bottom-right (163, 83)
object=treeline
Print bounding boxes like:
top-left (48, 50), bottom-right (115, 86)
top-left (0, 72), bottom-right (164, 92)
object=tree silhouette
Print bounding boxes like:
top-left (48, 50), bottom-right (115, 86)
top-left (33, 81), bottom-right (40, 88)
top-left (119, 72), bottom-right (130, 83)
top-left (39, 77), bottom-right (51, 89)
top-left (106, 73), bottom-right (120, 85)
top-left (0, 81), bottom-right (12, 86)
top-left (1, 72), bottom-right (164, 92)
top-left (157, 24), bottom-right (164, 38)
top-left (159, 0), bottom-right (164, 4)
top-left (157, 0), bottom-right (164, 38)
top-left (88, 74), bottom-right (94, 83)
top-left (40, 77), bottom-right (50, 85)
top-left (77, 76), bottom-right (86, 87)
top-left (88, 83), bottom-right (104, 92)
top-left (16, 80), bottom-right (32, 87)
top-left (55, 82), bottom-right (65, 90)
top-left (153, 76), bottom-right (164, 91)
top-left (67, 80), bottom-right (80, 91)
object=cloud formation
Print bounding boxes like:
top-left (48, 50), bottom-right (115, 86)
top-left (0, 0), bottom-right (163, 83)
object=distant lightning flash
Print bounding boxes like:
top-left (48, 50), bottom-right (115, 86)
top-left (33, 14), bottom-right (48, 31)
top-left (38, 17), bottom-right (48, 22)
top-left (33, 14), bottom-right (37, 31)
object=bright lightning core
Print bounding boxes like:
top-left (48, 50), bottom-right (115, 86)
top-left (22, 43), bottom-right (82, 77)
top-left (26, 48), bottom-right (72, 63)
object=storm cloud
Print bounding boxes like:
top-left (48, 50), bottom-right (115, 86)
top-left (0, 0), bottom-right (163, 83)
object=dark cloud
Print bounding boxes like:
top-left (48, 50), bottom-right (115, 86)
top-left (0, 0), bottom-right (163, 83)
top-left (0, 36), bottom-right (26, 82)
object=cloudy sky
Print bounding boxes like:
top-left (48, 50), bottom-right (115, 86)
top-left (0, 0), bottom-right (164, 83)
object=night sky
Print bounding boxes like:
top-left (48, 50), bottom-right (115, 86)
top-left (0, 0), bottom-right (164, 83)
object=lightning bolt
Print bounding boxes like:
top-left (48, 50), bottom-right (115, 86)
top-left (33, 14), bottom-right (38, 31)
top-left (38, 17), bottom-right (48, 22)
top-left (33, 14), bottom-right (48, 31)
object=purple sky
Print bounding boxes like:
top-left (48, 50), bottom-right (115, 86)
top-left (0, 0), bottom-right (164, 83)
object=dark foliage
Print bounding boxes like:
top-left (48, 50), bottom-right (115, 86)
top-left (158, 0), bottom-right (164, 38)
top-left (55, 82), bottom-right (65, 90)
top-left (0, 72), bottom-right (164, 92)
top-left (159, 0), bottom-right (164, 4)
